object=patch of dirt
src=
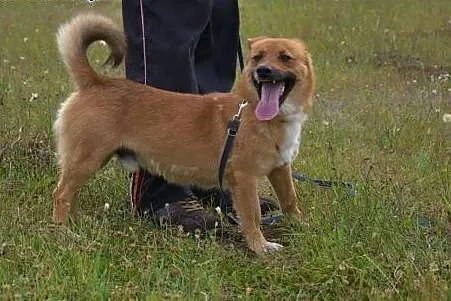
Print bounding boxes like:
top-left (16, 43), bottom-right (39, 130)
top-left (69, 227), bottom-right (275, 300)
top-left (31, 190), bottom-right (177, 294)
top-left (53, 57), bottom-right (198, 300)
top-left (370, 20), bottom-right (451, 81)
top-left (373, 51), bottom-right (451, 81)
top-left (24, 134), bottom-right (53, 168)
top-left (398, 21), bottom-right (451, 39)
top-left (0, 130), bottom-right (53, 169)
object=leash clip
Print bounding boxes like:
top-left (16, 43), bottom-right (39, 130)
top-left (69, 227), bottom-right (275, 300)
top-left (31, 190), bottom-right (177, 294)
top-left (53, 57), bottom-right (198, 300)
top-left (228, 100), bottom-right (247, 136)
top-left (233, 100), bottom-right (248, 120)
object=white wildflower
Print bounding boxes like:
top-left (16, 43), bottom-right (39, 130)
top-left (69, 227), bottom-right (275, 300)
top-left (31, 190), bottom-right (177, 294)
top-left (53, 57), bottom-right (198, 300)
top-left (429, 262), bottom-right (439, 273)
top-left (246, 287), bottom-right (253, 296)
top-left (23, 37), bottom-right (28, 43)
top-left (19, 56), bottom-right (25, 60)
top-left (104, 202), bottom-right (110, 211)
top-left (442, 113), bottom-right (451, 123)
top-left (438, 73), bottom-right (449, 82)
top-left (28, 93), bottom-right (38, 102)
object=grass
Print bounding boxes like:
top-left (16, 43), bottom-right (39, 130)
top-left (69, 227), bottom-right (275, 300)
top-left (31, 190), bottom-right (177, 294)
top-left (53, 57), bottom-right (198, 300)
top-left (0, 0), bottom-right (450, 299)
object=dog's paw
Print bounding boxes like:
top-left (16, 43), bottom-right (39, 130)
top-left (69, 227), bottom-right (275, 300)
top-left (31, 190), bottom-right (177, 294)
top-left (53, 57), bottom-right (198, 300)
top-left (246, 235), bottom-right (284, 256)
top-left (263, 241), bottom-right (283, 253)
top-left (252, 240), bottom-right (283, 256)
top-left (284, 208), bottom-right (305, 223)
top-left (52, 214), bottom-right (68, 225)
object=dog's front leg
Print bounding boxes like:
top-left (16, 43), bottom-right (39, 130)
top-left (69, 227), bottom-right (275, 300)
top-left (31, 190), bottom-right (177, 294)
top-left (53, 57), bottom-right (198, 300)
top-left (268, 164), bottom-right (303, 220)
top-left (229, 171), bottom-right (283, 255)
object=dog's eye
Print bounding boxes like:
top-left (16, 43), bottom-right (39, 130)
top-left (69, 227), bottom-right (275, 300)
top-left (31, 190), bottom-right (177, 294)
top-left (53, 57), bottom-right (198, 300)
top-left (279, 54), bottom-right (293, 63)
top-left (252, 54), bottom-right (264, 62)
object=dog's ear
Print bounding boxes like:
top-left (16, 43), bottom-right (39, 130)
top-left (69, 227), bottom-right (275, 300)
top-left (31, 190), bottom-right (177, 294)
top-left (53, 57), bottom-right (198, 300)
top-left (292, 38), bottom-right (308, 51)
top-left (304, 51), bottom-right (315, 109)
top-left (247, 36), bottom-right (267, 49)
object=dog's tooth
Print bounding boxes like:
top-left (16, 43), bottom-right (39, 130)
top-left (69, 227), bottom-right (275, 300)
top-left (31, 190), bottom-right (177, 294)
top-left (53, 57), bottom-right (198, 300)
top-left (272, 80), bottom-right (276, 84)
top-left (280, 86), bottom-right (285, 96)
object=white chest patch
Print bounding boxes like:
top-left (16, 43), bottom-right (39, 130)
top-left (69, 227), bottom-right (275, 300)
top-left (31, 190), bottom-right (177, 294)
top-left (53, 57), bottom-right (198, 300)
top-left (276, 108), bottom-right (307, 167)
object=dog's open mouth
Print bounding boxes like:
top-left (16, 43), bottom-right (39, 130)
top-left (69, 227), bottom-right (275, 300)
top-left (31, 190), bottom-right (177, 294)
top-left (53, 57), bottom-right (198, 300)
top-left (253, 73), bottom-right (296, 121)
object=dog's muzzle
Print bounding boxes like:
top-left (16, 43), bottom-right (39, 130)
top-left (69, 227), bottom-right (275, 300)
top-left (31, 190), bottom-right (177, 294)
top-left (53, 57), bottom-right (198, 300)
top-left (252, 66), bottom-right (296, 105)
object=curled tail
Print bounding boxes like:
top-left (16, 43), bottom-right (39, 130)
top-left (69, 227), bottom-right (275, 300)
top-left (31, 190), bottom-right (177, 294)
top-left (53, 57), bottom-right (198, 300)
top-left (56, 13), bottom-right (126, 89)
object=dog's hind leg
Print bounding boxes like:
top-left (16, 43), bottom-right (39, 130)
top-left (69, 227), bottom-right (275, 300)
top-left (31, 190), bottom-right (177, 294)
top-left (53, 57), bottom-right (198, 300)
top-left (53, 146), bottom-right (107, 224)
top-left (229, 171), bottom-right (283, 255)
top-left (268, 165), bottom-right (303, 220)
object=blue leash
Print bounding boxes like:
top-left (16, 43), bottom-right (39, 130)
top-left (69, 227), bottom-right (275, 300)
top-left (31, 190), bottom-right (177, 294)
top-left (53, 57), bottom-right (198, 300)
top-left (292, 173), bottom-right (356, 199)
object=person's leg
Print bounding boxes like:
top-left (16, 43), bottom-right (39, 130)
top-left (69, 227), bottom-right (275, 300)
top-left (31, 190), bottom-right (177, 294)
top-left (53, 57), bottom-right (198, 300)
top-left (194, 0), bottom-right (239, 94)
top-left (122, 1), bottom-right (218, 229)
top-left (192, 0), bottom-right (278, 214)
top-left (187, 0), bottom-right (239, 212)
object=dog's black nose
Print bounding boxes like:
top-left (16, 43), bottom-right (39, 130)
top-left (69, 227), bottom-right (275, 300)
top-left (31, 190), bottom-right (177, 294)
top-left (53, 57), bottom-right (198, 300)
top-left (256, 66), bottom-right (273, 76)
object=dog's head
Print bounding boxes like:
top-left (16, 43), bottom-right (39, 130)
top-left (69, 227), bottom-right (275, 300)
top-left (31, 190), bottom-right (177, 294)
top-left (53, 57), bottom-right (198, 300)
top-left (245, 37), bottom-right (315, 120)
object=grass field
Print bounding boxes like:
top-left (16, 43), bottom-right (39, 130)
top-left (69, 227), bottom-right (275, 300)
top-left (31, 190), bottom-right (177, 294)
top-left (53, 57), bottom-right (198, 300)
top-left (1, 0), bottom-right (450, 299)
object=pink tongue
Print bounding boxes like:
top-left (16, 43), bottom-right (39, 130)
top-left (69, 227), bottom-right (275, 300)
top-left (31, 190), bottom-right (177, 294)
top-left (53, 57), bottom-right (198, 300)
top-left (255, 82), bottom-right (284, 120)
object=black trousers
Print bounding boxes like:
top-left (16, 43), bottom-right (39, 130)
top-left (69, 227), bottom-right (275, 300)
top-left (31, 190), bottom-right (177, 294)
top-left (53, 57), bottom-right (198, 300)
top-left (122, 0), bottom-right (239, 211)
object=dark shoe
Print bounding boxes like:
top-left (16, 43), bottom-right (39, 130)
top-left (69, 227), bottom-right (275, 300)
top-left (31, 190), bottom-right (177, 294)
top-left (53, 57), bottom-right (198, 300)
top-left (153, 195), bottom-right (220, 233)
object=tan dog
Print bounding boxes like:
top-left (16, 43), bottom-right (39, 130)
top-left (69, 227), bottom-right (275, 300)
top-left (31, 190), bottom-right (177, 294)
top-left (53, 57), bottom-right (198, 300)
top-left (53, 14), bottom-right (315, 255)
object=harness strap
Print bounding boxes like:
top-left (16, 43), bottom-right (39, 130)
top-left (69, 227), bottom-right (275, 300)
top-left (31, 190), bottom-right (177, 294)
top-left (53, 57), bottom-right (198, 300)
top-left (218, 118), bottom-right (240, 212)
top-left (217, 100), bottom-right (293, 226)
top-left (217, 100), bottom-right (247, 223)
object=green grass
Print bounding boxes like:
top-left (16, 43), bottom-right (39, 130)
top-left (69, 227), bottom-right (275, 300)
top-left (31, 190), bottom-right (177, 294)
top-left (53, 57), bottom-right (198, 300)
top-left (1, 0), bottom-right (450, 299)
